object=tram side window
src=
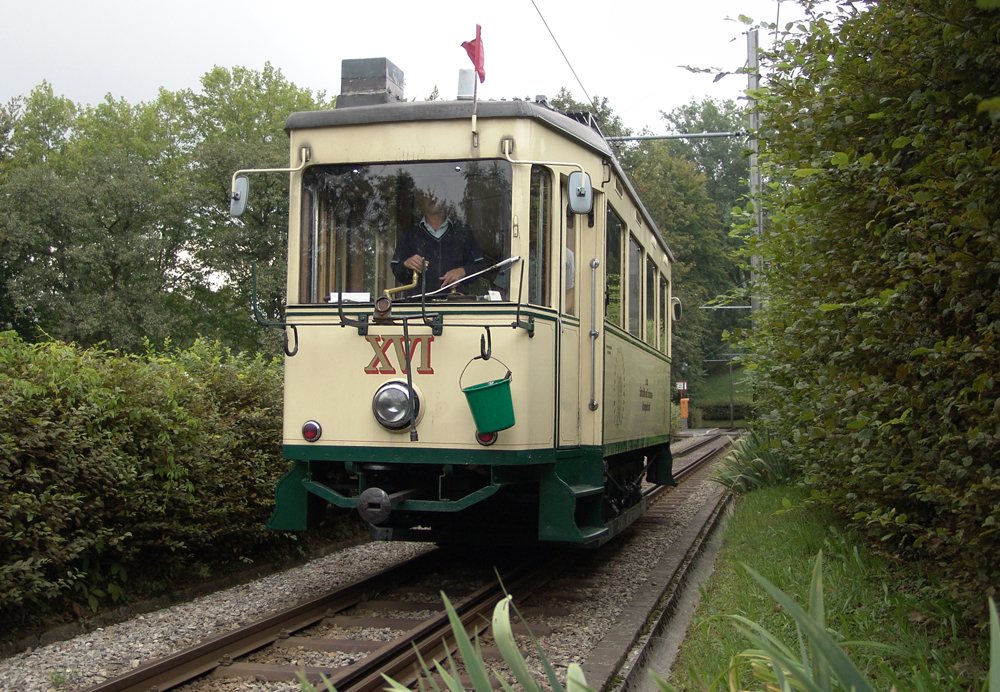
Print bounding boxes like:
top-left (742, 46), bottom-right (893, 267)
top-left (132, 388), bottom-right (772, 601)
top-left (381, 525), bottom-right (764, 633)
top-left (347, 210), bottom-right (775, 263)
top-left (528, 165), bottom-right (551, 307)
top-left (605, 208), bottom-right (624, 326)
top-left (298, 161), bottom-right (512, 303)
top-left (628, 234), bottom-right (642, 338)
top-left (660, 276), bottom-right (668, 354)
top-left (646, 256), bottom-right (657, 347)
top-left (565, 194), bottom-right (577, 316)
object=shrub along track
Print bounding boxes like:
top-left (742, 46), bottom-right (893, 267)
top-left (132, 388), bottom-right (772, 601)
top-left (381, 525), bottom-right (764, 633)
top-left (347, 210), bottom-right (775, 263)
top-left (83, 431), bottom-right (734, 692)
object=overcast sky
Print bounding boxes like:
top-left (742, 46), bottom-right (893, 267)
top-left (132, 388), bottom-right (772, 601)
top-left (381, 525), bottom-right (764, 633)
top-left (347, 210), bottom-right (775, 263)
top-left (2, 0), bottom-right (802, 133)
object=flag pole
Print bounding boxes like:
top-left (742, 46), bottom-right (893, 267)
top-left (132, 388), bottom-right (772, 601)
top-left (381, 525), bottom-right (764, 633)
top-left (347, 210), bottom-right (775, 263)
top-left (462, 24), bottom-right (484, 149)
top-left (471, 77), bottom-right (479, 148)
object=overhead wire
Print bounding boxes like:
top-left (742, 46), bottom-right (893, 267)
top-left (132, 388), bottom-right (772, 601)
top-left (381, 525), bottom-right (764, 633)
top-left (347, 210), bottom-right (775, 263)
top-left (528, 0), bottom-right (593, 107)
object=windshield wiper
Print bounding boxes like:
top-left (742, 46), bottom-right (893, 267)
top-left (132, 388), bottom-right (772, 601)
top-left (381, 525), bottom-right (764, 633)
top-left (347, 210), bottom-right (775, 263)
top-left (404, 255), bottom-right (521, 300)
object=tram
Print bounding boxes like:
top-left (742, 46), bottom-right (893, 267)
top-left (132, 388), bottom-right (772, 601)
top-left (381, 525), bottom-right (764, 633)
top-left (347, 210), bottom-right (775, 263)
top-left (231, 58), bottom-right (681, 546)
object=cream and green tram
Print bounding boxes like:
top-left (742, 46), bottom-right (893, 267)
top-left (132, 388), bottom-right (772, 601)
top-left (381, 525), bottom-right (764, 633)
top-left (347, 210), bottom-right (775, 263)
top-left (251, 81), bottom-right (678, 546)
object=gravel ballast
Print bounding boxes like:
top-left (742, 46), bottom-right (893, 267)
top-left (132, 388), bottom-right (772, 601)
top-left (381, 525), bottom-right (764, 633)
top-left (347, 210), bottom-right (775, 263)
top-left (0, 543), bottom-right (431, 692)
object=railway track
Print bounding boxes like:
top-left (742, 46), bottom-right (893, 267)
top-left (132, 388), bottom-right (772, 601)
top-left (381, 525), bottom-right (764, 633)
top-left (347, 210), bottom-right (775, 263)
top-left (84, 431), bottom-right (736, 692)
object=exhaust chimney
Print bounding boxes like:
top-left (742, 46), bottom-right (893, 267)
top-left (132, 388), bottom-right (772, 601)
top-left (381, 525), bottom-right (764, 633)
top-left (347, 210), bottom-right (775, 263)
top-left (337, 58), bottom-right (404, 108)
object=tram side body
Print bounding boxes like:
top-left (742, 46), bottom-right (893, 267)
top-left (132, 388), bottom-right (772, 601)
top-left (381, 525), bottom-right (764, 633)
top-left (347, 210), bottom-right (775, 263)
top-left (266, 101), bottom-right (677, 546)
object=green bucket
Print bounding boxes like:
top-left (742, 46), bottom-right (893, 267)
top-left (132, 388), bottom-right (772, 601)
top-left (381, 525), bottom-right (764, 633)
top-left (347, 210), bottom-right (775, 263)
top-left (460, 357), bottom-right (515, 434)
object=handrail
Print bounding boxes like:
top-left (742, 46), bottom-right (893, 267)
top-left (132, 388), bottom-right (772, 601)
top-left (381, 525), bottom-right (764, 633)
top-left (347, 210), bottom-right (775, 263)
top-left (251, 262), bottom-right (298, 357)
top-left (500, 138), bottom-right (584, 175)
top-left (589, 258), bottom-right (600, 411)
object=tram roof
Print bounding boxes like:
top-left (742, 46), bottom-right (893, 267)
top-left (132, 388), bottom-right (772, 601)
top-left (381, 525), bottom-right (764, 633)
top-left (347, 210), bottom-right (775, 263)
top-left (286, 100), bottom-right (674, 263)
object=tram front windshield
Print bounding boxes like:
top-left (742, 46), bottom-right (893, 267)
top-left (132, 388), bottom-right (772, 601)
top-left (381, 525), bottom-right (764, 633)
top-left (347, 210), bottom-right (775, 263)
top-left (298, 160), bottom-right (513, 304)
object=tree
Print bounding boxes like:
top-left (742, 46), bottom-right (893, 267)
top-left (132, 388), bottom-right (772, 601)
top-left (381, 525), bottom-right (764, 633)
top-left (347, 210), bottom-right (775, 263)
top-left (550, 88), bottom-right (640, 168)
top-left (661, 98), bottom-right (749, 234)
top-left (660, 98), bottom-right (753, 369)
top-left (180, 64), bottom-right (332, 354)
top-left (0, 66), bottom-right (332, 354)
top-left (549, 89), bottom-right (737, 388)
top-left (0, 92), bottom-right (199, 351)
top-left (629, 142), bottom-right (730, 388)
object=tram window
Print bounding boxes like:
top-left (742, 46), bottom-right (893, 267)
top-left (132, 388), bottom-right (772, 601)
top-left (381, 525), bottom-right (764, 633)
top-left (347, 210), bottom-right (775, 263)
top-left (528, 165), bottom-right (551, 307)
top-left (627, 234), bottom-right (642, 338)
top-left (565, 203), bottom-right (577, 316)
top-left (646, 256), bottom-right (657, 346)
top-left (298, 160), bottom-right (512, 303)
top-left (605, 208), bottom-right (623, 326)
top-left (660, 276), bottom-right (668, 354)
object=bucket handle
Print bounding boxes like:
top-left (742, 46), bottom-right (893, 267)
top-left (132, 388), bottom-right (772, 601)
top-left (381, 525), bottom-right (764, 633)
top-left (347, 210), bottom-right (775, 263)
top-left (460, 354), bottom-right (512, 391)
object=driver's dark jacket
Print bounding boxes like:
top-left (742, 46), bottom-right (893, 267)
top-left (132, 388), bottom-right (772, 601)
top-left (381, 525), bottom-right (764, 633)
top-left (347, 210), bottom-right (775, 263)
top-left (390, 220), bottom-right (484, 295)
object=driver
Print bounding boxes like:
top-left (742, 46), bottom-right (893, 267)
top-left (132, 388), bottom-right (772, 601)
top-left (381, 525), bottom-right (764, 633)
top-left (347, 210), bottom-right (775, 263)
top-left (391, 188), bottom-right (484, 295)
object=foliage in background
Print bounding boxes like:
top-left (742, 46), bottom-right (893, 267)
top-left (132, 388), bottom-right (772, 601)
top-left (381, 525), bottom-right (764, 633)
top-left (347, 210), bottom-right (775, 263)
top-left (551, 90), bottom-right (749, 391)
top-left (736, 0), bottom-right (1000, 597)
top-left (659, 99), bottom-right (752, 376)
top-left (0, 332), bottom-right (339, 630)
top-left (690, 366), bottom-right (753, 424)
top-left (0, 65), bottom-right (331, 356)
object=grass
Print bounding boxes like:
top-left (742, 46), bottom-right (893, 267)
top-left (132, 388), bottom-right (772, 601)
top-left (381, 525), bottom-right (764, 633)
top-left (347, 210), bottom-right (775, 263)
top-left (668, 484), bottom-right (991, 691)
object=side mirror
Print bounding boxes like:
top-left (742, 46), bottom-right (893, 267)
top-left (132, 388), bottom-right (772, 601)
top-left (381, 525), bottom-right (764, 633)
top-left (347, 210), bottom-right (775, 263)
top-left (567, 171), bottom-right (593, 215)
top-left (671, 296), bottom-right (683, 322)
top-left (230, 176), bottom-right (249, 217)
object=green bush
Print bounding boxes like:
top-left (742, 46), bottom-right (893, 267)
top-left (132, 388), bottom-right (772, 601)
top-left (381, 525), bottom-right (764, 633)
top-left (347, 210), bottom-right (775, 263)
top-left (736, 0), bottom-right (1000, 593)
top-left (0, 332), bottom-right (296, 625)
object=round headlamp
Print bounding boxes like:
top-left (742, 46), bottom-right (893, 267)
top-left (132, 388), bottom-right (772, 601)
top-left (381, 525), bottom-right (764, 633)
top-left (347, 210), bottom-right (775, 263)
top-left (372, 382), bottom-right (420, 431)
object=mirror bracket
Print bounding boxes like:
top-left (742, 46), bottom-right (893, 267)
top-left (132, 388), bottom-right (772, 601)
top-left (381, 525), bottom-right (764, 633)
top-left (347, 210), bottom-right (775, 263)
top-left (229, 146), bottom-right (311, 217)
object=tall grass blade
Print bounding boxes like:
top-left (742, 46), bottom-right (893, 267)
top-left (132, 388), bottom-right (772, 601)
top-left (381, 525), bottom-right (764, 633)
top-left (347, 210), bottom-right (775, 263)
top-left (742, 564), bottom-right (877, 692)
top-left (709, 431), bottom-right (796, 494)
top-left (382, 673), bottom-right (418, 692)
top-left (412, 648), bottom-right (445, 692)
top-left (808, 552), bottom-right (830, 691)
top-left (566, 663), bottom-right (593, 692)
top-left (648, 670), bottom-right (681, 692)
top-left (492, 596), bottom-right (543, 692)
top-left (505, 596), bottom-right (565, 692)
top-left (441, 592), bottom-right (493, 692)
top-left (296, 671), bottom-right (337, 691)
top-left (990, 597), bottom-right (999, 692)
top-left (730, 627), bottom-right (826, 692)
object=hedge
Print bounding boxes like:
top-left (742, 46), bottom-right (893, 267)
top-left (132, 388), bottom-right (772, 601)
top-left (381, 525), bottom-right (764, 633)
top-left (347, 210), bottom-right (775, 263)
top-left (738, 0), bottom-right (1000, 594)
top-left (696, 402), bottom-right (755, 422)
top-left (0, 333), bottom-right (301, 626)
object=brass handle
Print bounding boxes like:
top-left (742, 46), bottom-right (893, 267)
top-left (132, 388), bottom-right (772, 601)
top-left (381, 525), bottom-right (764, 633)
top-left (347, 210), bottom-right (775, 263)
top-left (384, 274), bottom-right (420, 297)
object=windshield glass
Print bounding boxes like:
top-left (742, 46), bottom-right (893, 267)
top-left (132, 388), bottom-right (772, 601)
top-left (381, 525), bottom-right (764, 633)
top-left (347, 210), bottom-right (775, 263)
top-left (299, 160), bottom-right (512, 303)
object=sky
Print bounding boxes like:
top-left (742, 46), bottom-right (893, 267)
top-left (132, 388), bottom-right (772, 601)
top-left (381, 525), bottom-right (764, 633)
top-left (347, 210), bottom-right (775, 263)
top-left (1, 0), bottom-right (804, 134)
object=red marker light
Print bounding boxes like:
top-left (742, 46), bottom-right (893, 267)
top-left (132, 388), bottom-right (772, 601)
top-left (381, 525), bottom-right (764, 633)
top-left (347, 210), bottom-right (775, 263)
top-left (476, 430), bottom-right (498, 446)
top-left (302, 421), bottom-right (322, 442)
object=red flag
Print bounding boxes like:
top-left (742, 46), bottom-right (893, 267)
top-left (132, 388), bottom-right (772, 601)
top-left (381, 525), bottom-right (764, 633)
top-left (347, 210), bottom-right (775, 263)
top-left (461, 25), bottom-right (486, 83)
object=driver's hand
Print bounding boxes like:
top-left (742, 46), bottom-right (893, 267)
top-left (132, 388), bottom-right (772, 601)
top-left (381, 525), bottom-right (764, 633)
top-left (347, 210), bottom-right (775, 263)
top-left (404, 255), bottom-right (426, 273)
top-left (440, 267), bottom-right (466, 287)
